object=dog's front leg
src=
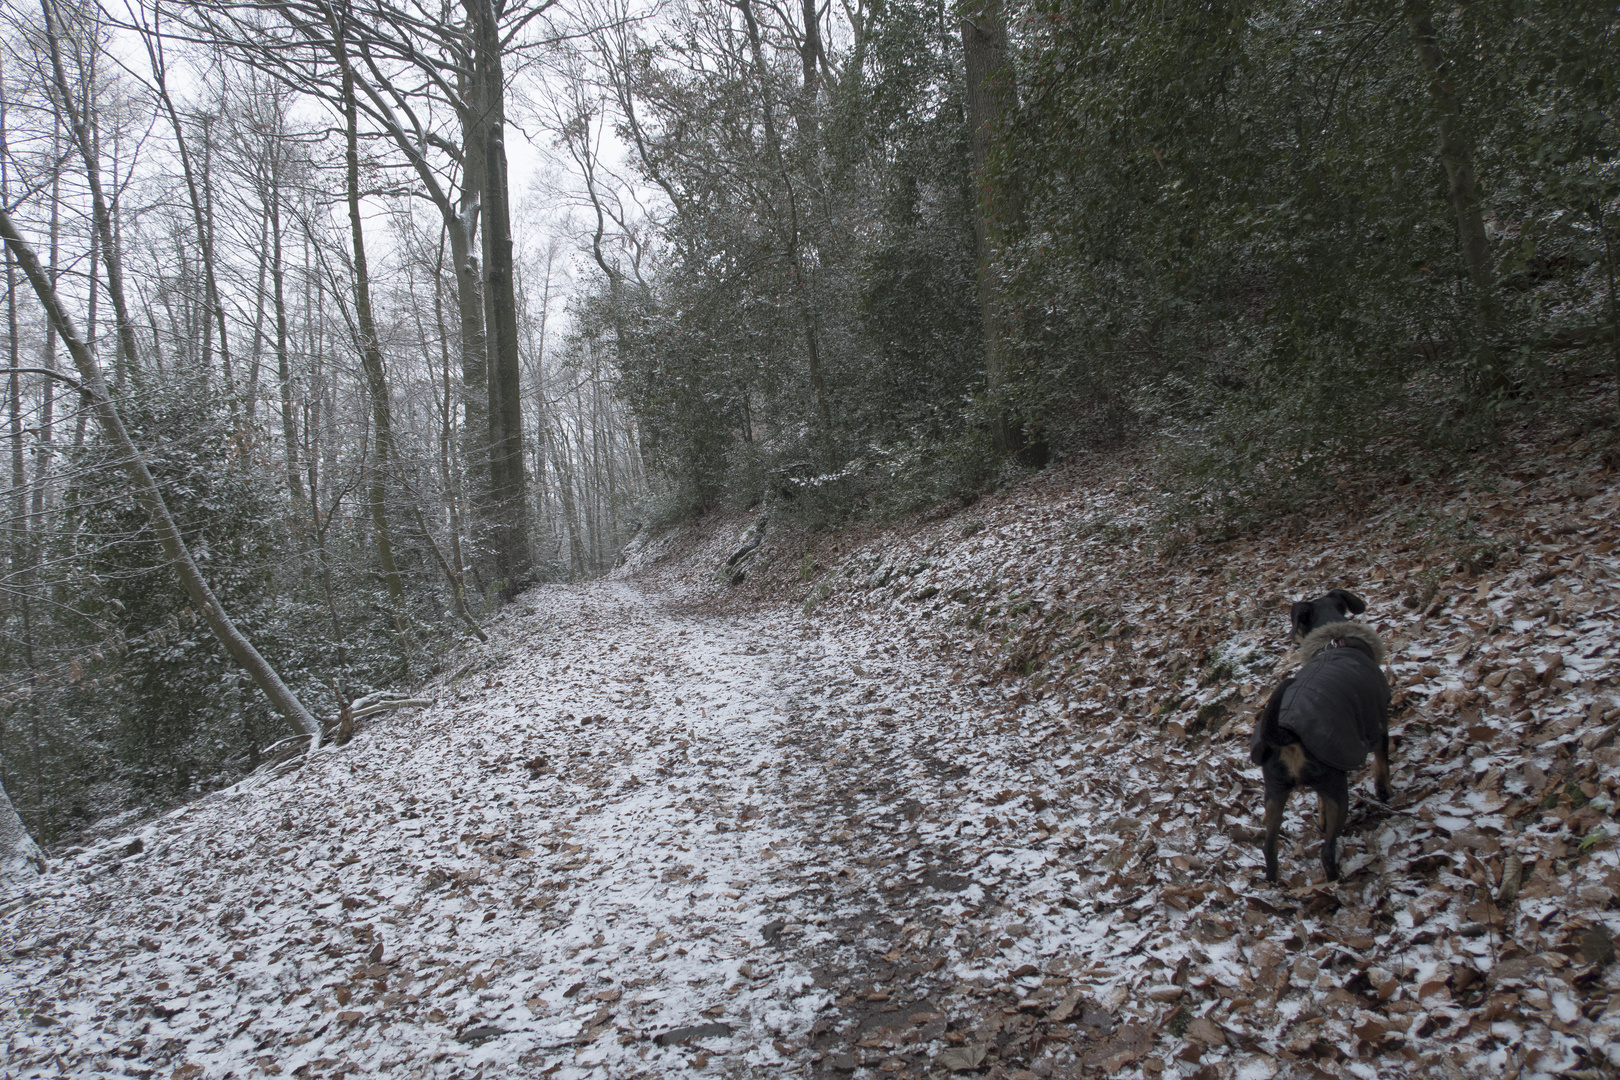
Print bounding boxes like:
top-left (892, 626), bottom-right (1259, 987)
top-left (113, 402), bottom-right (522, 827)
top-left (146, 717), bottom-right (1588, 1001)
top-left (1262, 770), bottom-right (1290, 884)
top-left (1372, 730), bottom-right (1391, 802)
top-left (1317, 771), bottom-right (1350, 881)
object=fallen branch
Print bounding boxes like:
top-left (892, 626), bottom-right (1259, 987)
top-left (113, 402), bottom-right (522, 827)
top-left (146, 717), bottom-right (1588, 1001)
top-left (724, 521), bottom-right (765, 569)
top-left (1, 366), bottom-right (90, 395)
top-left (351, 698), bottom-right (434, 720)
top-left (257, 734), bottom-right (311, 761)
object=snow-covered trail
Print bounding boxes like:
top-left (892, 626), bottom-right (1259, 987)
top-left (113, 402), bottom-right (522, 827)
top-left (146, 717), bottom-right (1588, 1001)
top-left (1, 580), bottom-right (1035, 1080)
top-left (15, 433), bottom-right (1620, 1080)
top-left (20, 530), bottom-right (1613, 1080)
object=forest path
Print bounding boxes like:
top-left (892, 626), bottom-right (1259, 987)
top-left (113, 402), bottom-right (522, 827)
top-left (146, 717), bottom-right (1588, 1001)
top-left (16, 453), bottom-right (1620, 1080)
top-left (2, 579), bottom-right (1035, 1080)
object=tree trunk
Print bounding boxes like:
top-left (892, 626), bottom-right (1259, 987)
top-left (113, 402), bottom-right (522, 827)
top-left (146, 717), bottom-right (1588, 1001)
top-left (738, 0), bottom-right (834, 459)
top-left (458, 49), bottom-right (497, 573)
top-left (449, 182), bottom-right (489, 524)
top-left (41, 0), bottom-right (141, 388)
top-left (800, 0), bottom-right (822, 92)
top-left (1406, 2), bottom-right (1498, 374)
top-left (9, 240), bottom-right (24, 615)
top-left (269, 172), bottom-right (306, 529)
top-left (33, 115), bottom-right (59, 523)
top-left (245, 209), bottom-right (270, 421)
top-left (555, 435), bottom-right (587, 579)
top-left (792, 0), bottom-right (822, 139)
top-left (76, 219), bottom-right (96, 448)
top-left (144, 18), bottom-right (232, 395)
top-left (433, 240), bottom-right (477, 616)
top-left (300, 298), bottom-right (349, 670)
top-left (484, 123), bottom-right (529, 585)
top-left (0, 767), bottom-right (45, 899)
top-left (961, 0), bottom-right (1021, 454)
top-left (1, 207), bottom-right (320, 742)
top-left (342, 67), bottom-right (404, 600)
top-left (471, 0), bottom-right (530, 591)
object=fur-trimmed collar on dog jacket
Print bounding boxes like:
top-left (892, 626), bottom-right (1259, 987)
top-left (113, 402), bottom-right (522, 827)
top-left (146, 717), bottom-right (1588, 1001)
top-left (1297, 620), bottom-right (1387, 667)
top-left (1279, 621), bottom-right (1390, 772)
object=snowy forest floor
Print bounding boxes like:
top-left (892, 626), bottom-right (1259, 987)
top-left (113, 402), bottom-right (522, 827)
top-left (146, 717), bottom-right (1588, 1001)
top-left (8, 410), bottom-right (1620, 1080)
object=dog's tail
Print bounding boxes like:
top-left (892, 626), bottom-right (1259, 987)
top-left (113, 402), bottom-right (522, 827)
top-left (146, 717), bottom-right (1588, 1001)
top-left (1249, 676), bottom-right (1292, 765)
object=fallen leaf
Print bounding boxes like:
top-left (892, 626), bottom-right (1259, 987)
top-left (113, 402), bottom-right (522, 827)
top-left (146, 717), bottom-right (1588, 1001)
top-left (1353, 1018), bottom-right (1386, 1043)
top-left (654, 1022), bottom-right (733, 1046)
top-left (1581, 925), bottom-right (1614, 967)
top-left (935, 1044), bottom-right (988, 1071)
top-left (1082, 1023), bottom-right (1152, 1068)
top-left (1047, 990), bottom-right (1083, 1021)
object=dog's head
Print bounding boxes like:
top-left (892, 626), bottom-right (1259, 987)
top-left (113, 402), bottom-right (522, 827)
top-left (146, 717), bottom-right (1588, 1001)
top-left (1290, 589), bottom-right (1367, 641)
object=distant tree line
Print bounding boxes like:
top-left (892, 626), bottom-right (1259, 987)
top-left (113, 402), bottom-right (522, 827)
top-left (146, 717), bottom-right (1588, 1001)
top-left (0, 0), bottom-right (645, 845)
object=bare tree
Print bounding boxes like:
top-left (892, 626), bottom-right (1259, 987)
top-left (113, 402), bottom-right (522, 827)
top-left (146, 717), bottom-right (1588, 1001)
top-left (184, 0), bottom-right (563, 589)
top-left (134, 0), bottom-right (235, 394)
top-left (340, 58), bottom-right (403, 599)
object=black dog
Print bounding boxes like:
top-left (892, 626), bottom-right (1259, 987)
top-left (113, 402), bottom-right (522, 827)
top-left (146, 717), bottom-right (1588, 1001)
top-left (1249, 589), bottom-right (1391, 883)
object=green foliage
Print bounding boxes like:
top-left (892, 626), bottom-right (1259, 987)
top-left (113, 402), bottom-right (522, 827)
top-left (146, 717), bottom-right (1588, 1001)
top-left (63, 392), bottom-right (285, 793)
top-left (607, 0), bottom-right (1618, 534)
top-left (1001, 0), bottom-right (1620, 528)
top-left (2, 382), bottom-right (451, 842)
top-left (841, 0), bottom-right (986, 450)
top-left (801, 580), bottom-right (832, 614)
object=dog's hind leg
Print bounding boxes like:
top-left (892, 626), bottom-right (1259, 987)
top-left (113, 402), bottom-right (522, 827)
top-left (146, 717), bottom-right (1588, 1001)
top-left (1372, 731), bottom-right (1391, 802)
top-left (1262, 769), bottom-right (1290, 884)
top-left (1317, 771), bottom-right (1350, 882)
top-left (1263, 795), bottom-right (1286, 883)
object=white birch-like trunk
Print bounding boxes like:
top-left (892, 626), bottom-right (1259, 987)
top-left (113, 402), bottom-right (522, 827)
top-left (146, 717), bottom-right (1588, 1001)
top-left (0, 774), bottom-right (45, 897)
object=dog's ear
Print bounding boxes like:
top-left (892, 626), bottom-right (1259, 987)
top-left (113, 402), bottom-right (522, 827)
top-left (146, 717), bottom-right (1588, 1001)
top-left (1291, 600), bottom-right (1314, 636)
top-left (1329, 589), bottom-right (1367, 615)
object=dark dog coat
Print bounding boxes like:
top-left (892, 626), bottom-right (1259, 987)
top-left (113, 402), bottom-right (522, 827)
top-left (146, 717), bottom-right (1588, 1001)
top-left (1271, 621), bottom-right (1389, 771)
top-left (1250, 595), bottom-right (1392, 883)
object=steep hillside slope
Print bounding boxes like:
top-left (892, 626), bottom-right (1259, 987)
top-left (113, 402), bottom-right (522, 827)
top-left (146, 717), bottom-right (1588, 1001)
top-left (622, 418), bottom-right (1620, 1078)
